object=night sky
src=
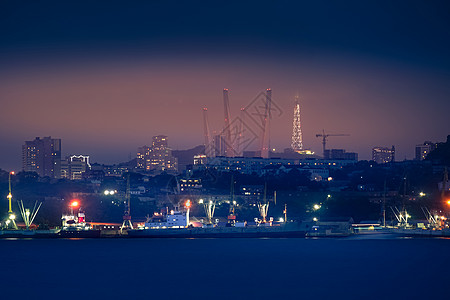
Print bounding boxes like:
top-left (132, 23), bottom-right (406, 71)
top-left (1, 0), bottom-right (449, 170)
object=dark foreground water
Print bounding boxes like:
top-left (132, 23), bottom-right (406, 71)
top-left (1, 237), bottom-right (449, 300)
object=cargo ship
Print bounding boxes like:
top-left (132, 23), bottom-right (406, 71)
top-left (59, 200), bottom-right (101, 238)
top-left (127, 201), bottom-right (308, 238)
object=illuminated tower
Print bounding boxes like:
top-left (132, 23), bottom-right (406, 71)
top-left (291, 96), bottom-right (303, 152)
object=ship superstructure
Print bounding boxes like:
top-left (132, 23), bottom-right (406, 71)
top-left (144, 203), bottom-right (190, 229)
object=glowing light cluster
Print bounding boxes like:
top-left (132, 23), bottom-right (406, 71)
top-left (185, 200), bottom-right (191, 208)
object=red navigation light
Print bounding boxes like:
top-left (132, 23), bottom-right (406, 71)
top-left (10, 171), bottom-right (15, 175)
top-left (185, 200), bottom-right (191, 208)
top-left (70, 200), bottom-right (80, 207)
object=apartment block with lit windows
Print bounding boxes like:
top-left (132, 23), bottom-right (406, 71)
top-left (372, 146), bottom-right (395, 164)
top-left (137, 135), bottom-right (178, 172)
top-left (22, 136), bottom-right (61, 178)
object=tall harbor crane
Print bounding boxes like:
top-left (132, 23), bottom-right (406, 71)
top-left (202, 107), bottom-right (212, 157)
top-left (4, 171), bottom-right (17, 229)
top-left (315, 129), bottom-right (349, 157)
top-left (223, 88), bottom-right (235, 157)
top-left (121, 173), bottom-right (133, 232)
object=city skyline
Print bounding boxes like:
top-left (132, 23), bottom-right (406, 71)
top-left (1, 1), bottom-right (449, 170)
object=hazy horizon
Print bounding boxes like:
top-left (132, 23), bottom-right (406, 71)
top-left (1, 1), bottom-right (449, 171)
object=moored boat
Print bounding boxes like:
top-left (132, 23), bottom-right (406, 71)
top-left (127, 202), bottom-right (307, 238)
top-left (59, 200), bottom-right (101, 238)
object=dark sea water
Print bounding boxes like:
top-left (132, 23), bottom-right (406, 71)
top-left (1, 237), bottom-right (449, 300)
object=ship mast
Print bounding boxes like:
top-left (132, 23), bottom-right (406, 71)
top-left (227, 175), bottom-right (236, 225)
top-left (258, 182), bottom-right (269, 224)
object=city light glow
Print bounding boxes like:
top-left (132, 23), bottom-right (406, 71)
top-left (104, 190), bottom-right (116, 195)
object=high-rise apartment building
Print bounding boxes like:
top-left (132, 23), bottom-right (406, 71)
top-left (61, 155), bottom-right (91, 180)
top-left (137, 146), bottom-right (151, 169)
top-left (22, 136), bottom-right (61, 178)
top-left (136, 135), bottom-right (177, 172)
top-left (372, 146), bottom-right (395, 164)
top-left (415, 141), bottom-right (436, 160)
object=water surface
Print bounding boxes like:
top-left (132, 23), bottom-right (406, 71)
top-left (1, 237), bottom-right (448, 299)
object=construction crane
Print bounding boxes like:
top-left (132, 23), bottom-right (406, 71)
top-left (315, 129), bottom-right (350, 158)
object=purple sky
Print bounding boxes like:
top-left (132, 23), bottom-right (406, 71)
top-left (1, 1), bottom-right (449, 171)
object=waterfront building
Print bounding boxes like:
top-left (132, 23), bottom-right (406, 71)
top-left (61, 155), bottom-right (91, 180)
top-left (372, 146), bottom-right (395, 164)
top-left (22, 136), bottom-right (61, 178)
top-left (415, 141), bottom-right (437, 160)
